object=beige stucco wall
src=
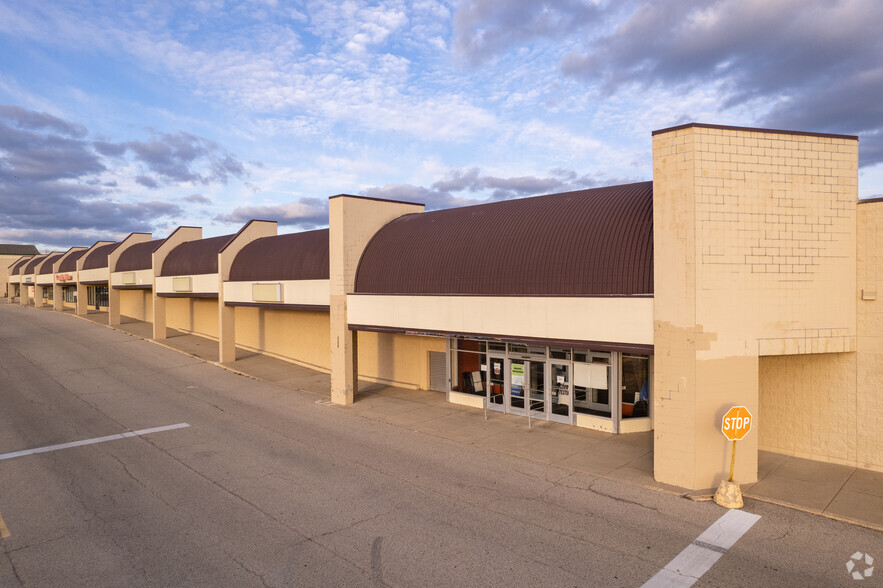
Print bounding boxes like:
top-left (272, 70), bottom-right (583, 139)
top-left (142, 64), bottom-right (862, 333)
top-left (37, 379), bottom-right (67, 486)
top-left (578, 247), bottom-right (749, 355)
top-left (760, 202), bottom-right (883, 472)
top-left (78, 267), bottom-right (110, 283)
top-left (156, 274), bottom-right (219, 295)
top-left (357, 332), bottom-right (446, 390)
top-left (329, 196), bottom-right (425, 404)
top-left (234, 306), bottom-right (331, 371)
top-left (111, 269), bottom-right (153, 287)
top-left (2, 254), bottom-right (26, 296)
top-left (166, 297), bottom-right (219, 339)
top-left (348, 294), bottom-right (653, 346)
top-left (119, 289), bottom-right (154, 322)
top-left (856, 201), bottom-right (883, 470)
top-left (224, 279), bottom-right (330, 307)
top-left (653, 125), bottom-right (858, 489)
top-left (758, 353), bottom-right (864, 466)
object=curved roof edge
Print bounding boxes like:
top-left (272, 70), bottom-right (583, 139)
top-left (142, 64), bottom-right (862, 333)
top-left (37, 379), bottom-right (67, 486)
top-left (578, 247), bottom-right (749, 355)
top-left (116, 239), bottom-right (166, 272)
top-left (229, 229), bottom-right (329, 282)
top-left (160, 234), bottom-right (234, 276)
top-left (355, 182), bottom-right (653, 297)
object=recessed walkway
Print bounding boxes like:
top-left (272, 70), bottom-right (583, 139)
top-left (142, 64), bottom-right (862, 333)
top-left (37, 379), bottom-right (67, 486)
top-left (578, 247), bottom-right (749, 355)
top-left (64, 307), bottom-right (883, 531)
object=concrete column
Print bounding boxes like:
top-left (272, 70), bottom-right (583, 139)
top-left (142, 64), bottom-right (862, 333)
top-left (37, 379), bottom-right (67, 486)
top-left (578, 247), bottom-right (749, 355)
top-left (651, 124), bottom-right (858, 489)
top-left (151, 227), bottom-right (203, 340)
top-left (217, 221), bottom-right (277, 364)
top-left (108, 287), bottom-right (121, 325)
top-left (53, 283), bottom-right (62, 311)
top-left (153, 295), bottom-right (167, 339)
top-left (108, 233), bottom-right (151, 326)
top-left (328, 195), bottom-right (424, 404)
top-left (75, 282), bottom-right (87, 315)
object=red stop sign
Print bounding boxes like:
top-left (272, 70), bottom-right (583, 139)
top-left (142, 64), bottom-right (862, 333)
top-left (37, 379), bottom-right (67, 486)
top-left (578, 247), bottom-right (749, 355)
top-left (721, 406), bottom-right (752, 440)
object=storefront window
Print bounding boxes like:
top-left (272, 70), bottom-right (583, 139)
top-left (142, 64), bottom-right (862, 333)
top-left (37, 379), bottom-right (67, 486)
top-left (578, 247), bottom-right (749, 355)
top-left (572, 352), bottom-right (611, 417)
top-left (508, 343), bottom-right (545, 356)
top-left (451, 339), bottom-right (486, 396)
top-left (550, 347), bottom-right (571, 360)
top-left (621, 355), bottom-right (650, 419)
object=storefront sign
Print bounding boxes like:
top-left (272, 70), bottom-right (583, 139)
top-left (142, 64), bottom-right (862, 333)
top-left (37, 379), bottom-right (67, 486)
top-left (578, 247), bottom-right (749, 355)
top-left (511, 363), bottom-right (524, 396)
top-left (56, 273), bottom-right (72, 282)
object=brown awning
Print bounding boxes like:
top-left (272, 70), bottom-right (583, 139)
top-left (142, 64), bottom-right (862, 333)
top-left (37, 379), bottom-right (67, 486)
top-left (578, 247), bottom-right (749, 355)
top-left (58, 250), bottom-right (88, 272)
top-left (355, 182), bottom-right (653, 296)
top-left (23, 255), bottom-right (48, 274)
top-left (37, 253), bottom-right (64, 274)
top-left (116, 239), bottom-right (165, 272)
top-left (160, 234), bottom-right (234, 276)
top-left (10, 257), bottom-right (33, 272)
top-left (82, 242), bottom-right (121, 270)
top-left (228, 229), bottom-right (329, 282)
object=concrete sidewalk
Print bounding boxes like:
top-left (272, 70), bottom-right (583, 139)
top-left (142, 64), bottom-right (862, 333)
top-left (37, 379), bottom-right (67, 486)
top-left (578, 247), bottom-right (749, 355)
top-left (80, 311), bottom-right (883, 531)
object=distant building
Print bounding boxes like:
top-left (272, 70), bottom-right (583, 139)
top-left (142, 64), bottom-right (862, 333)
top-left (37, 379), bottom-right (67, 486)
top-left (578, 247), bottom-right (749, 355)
top-left (1, 244), bottom-right (39, 298)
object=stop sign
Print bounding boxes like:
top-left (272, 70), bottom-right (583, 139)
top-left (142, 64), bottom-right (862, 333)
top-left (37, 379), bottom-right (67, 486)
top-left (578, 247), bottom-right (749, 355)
top-left (721, 406), bottom-right (752, 440)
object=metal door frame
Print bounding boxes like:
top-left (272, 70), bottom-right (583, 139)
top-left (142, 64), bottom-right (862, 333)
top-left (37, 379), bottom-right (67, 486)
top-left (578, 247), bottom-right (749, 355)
top-left (548, 361), bottom-right (573, 424)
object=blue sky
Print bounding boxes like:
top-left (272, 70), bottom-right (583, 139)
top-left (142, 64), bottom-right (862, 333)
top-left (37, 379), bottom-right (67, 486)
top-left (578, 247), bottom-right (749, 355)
top-left (1, 0), bottom-right (881, 250)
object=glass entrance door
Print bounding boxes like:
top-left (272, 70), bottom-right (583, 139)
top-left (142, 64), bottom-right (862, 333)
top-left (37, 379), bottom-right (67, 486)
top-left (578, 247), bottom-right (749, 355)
top-left (527, 361), bottom-right (545, 417)
top-left (507, 359), bottom-right (546, 417)
top-left (549, 363), bottom-right (571, 423)
top-left (508, 359), bottom-right (525, 411)
top-left (487, 356), bottom-right (505, 411)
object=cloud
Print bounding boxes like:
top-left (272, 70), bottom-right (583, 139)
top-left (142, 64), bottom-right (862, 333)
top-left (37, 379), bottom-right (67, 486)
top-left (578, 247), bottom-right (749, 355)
top-left (453, 0), bottom-right (603, 64)
top-left (0, 103), bottom-right (87, 137)
top-left (214, 197), bottom-right (328, 228)
top-left (2, 2), bottom-right (497, 143)
top-left (0, 120), bottom-right (105, 181)
top-left (451, 0), bottom-right (883, 166)
top-left (365, 166), bottom-right (611, 210)
top-left (183, 193), bottom-right (212, 204)
top-left (0, 105), bottom-right (245, 247)
top-left (106, 132), bottom-right (247, 187)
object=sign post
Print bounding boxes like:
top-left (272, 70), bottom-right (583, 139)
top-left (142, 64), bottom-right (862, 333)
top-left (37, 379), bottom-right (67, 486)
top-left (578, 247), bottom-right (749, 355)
top-left (714, 406), bottom-right (753, 509)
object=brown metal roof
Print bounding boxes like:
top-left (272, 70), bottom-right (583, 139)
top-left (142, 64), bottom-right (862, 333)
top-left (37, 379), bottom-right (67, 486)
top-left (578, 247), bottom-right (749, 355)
top-left (82, 242), bottom-right (121, 270)
top-left (58, 250), bottom-right (88, 272)
top-left (228, 229), bottom-right (329, 282)
top-left (160, 234), bottom-right (234, 276)
top-left (37, 253), bottom-right (63, 274)
top-left (23, 255), bottom-right (48, 274)
top-left (115, 239), bottom-right (165, 272)
top-left (354, 182), bottom-right (654, 296)
top-left (0, 244), bottom-right (39, 255)
top-left (10, 257), bottom-right (32, 272)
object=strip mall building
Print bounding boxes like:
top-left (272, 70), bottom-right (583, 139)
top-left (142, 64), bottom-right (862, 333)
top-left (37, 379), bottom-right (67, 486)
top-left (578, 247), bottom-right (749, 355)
top-left (7, 123), bottom-right (882, 490)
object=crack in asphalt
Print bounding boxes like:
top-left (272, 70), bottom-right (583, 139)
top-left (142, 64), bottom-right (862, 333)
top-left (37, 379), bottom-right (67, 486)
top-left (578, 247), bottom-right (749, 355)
top-left (1, 546), bottom-right (24, 587)
top-left (585, 479), bottom-right (661, 513)
top-left (226, 550), bottom-right (273, 588)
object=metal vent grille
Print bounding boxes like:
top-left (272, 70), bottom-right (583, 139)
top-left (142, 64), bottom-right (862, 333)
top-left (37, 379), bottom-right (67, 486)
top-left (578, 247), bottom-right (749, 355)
top-left (429, 351), bottom-right (447, 392)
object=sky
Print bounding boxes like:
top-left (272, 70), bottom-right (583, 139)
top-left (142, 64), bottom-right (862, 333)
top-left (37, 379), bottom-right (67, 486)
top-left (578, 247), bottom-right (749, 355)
top-left (0, 0), bottom-right (881, 251)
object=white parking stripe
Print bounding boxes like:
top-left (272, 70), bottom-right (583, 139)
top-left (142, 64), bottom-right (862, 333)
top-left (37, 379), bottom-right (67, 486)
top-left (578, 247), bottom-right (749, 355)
top-left (642, 509), bottom-right (761, 587)
top-left (0, 423), bottom-right (190, 461)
